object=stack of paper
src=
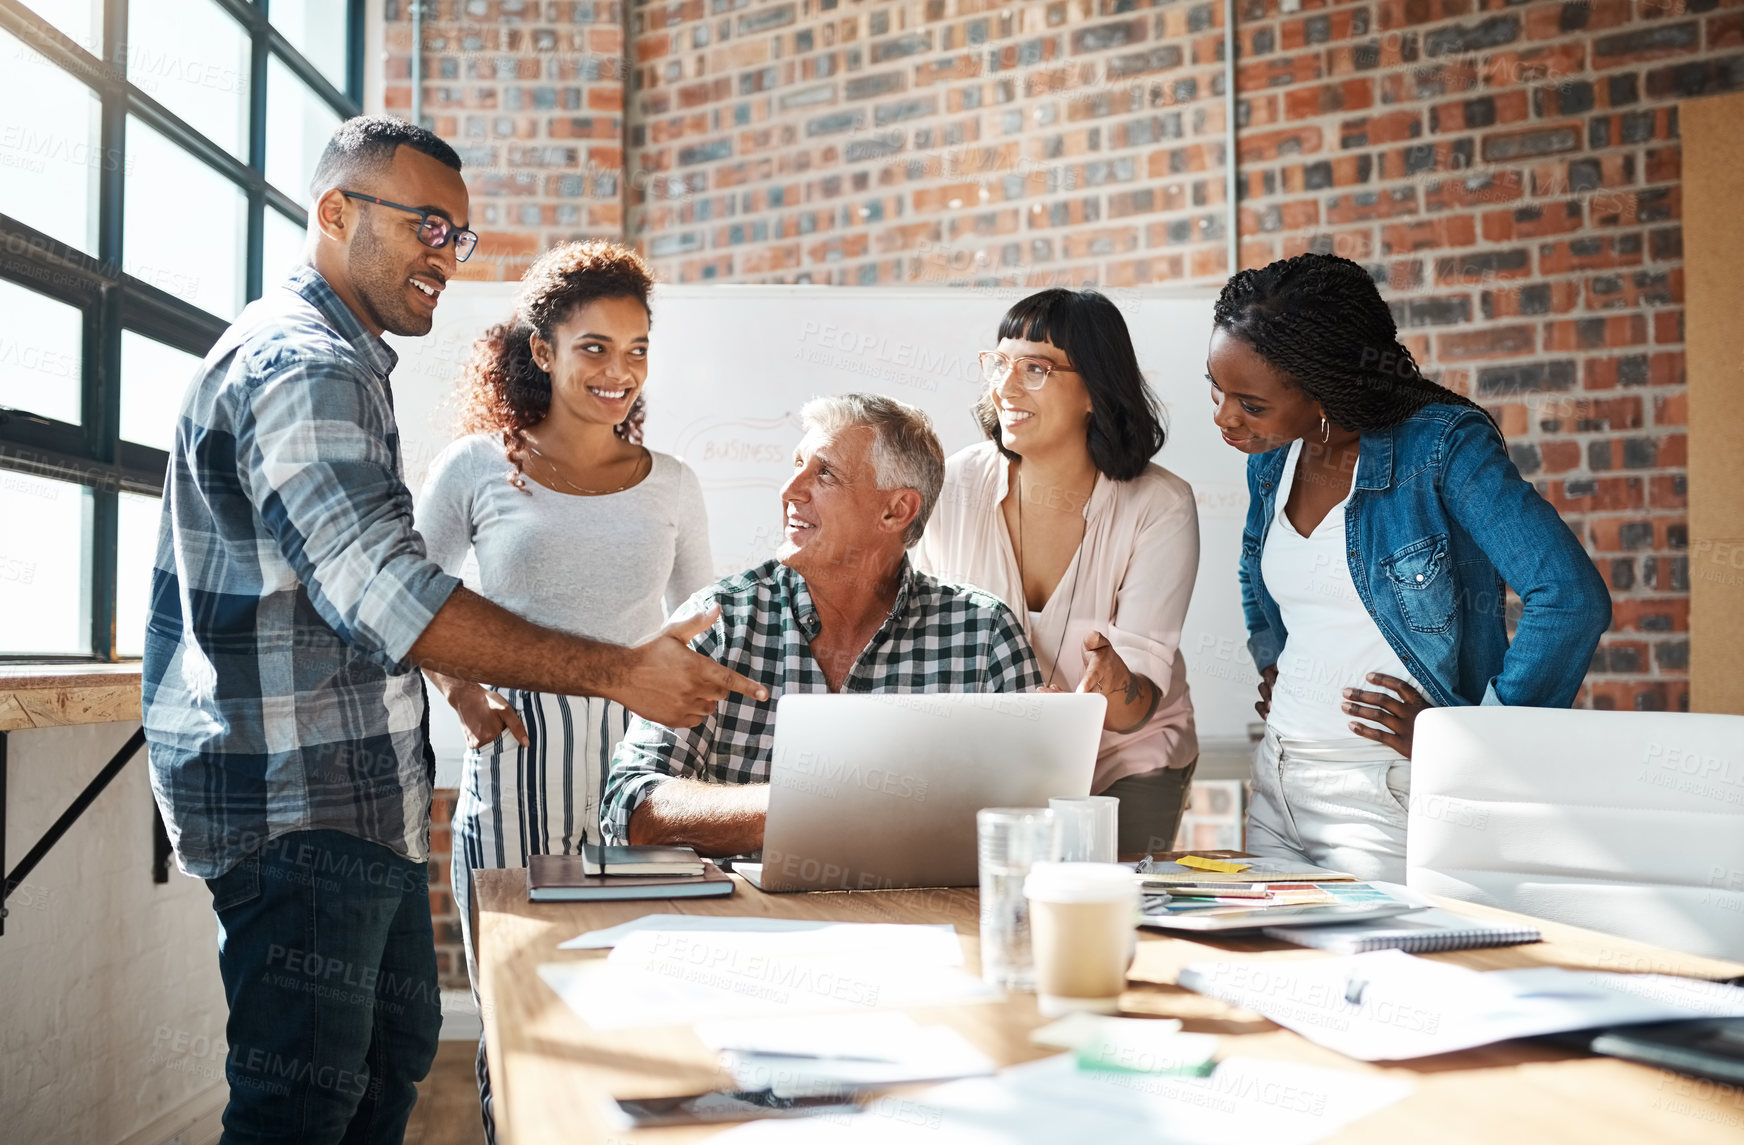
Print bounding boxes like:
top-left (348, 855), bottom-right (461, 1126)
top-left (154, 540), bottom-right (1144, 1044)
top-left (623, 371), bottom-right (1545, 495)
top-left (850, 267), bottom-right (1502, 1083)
top-left (696, 1012), bottom-right (996, 1096)
top-left (1178, 948), bottom-right (1744, 1060)
top-left (705, 1054), bottom-right (1412, 1144)
top-left (1137, 858), bottom-right (1356, 885)
top-left (539, 921), bottom-right (999, 1030)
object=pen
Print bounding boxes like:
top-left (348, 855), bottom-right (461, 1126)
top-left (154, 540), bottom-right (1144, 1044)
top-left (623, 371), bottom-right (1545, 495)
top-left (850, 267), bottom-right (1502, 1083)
top-left (717, 1049), bottom-right (904, 1064)
top-left (1137, 882), bottom-right (1274, 899)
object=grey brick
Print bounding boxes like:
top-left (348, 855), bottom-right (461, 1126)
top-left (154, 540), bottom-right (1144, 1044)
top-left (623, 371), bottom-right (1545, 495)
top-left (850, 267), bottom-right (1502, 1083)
top-left (1594, 21), bottom-right (1699, 59)
top-left (1423, 17), bottom-right (1520, 58)
top-left (1475, 359), bottom-right (1577, 396)
top-left (677, 138), bottom-right (733, 166)
top-left (845, 71), bottom-right (904, 100)
top-left (807, 110), bottom-right (865, 136)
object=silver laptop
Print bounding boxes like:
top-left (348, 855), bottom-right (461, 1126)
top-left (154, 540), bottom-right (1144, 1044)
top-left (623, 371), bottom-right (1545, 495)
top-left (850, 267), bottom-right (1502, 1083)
top-left (743, 691), bottom-right (1105, 893)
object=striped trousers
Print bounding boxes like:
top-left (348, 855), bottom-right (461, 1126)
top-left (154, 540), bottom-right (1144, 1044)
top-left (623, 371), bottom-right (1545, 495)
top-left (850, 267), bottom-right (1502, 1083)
top-left (449, 689), bottom-right (631, 1144)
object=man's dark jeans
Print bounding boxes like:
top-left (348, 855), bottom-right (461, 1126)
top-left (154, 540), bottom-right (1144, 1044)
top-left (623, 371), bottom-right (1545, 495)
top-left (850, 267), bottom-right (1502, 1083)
top-left (205, 829), bottom-right (441, 1145)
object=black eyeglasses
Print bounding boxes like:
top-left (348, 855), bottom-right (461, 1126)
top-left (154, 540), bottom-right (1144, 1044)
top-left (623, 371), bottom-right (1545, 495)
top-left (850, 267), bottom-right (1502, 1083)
top-left (340, 191), bottom-right (478, 262)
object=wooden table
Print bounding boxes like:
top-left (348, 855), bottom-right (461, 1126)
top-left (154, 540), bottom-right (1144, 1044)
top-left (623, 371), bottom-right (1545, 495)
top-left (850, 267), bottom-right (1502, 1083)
top-left (475, 867), bottom-right (1744, 1145)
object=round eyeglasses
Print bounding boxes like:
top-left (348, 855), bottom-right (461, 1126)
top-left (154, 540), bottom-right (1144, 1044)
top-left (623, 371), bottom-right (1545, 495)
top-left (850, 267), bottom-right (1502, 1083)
top-left (340, 191), bottom-right (479, 262)
top-left (978, 350), bottom-right (1077, 391)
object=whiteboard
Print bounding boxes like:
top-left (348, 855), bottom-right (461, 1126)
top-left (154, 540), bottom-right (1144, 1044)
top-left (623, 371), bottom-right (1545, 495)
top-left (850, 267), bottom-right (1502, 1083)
top-left (388, 284), bottom-right (1261, 779)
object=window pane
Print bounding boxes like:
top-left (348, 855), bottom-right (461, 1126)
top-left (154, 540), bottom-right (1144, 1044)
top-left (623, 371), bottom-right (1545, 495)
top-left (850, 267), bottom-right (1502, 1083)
top-left (262, 206), bottom-right (309, 289)
top-left (17, 0), bottom-right (102, 55)
top-left (0, 278), bottom-right (83, 426)
top-left (121, 331), bottom-right (203, 451)
top-left (125, 117), bottom-right (247, 319)
top-left (267, 55), bottom-right (343, 209)
top-left (0, 26), bottom-right (101, 254)
top-left (116, 491), bottom-right (159, 658)
top-left (271, 0), bottom-right (349, 91)
top-left (127, 0), bottom-right (251, 159)
top-left (0, 470), bottom-right (92, 656)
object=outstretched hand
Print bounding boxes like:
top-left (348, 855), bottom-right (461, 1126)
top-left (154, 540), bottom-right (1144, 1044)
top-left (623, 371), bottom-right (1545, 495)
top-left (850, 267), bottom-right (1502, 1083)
top-left (618, 605), bottom-right (769, 728)
top-left (1078, 630), bottom-right (1139, 704)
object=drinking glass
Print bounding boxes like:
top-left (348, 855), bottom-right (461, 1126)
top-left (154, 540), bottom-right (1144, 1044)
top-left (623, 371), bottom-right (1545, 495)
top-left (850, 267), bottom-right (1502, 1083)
top-left (1049, 795), bottom-right (1119, 863)
top-left (976, 807), bottom-right (1059, 990)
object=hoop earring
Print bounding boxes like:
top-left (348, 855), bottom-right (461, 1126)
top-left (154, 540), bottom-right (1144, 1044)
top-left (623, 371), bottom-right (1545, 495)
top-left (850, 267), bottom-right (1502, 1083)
top-left (1319, 415), bottom-right (1330, 444)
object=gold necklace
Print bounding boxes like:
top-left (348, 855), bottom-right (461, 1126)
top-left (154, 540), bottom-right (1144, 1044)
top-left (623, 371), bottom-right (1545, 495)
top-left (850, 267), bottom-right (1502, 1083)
top-left (522, 440), bottom-right (650, 496)
top-left (1015, 465), bottom-right (1090, 689)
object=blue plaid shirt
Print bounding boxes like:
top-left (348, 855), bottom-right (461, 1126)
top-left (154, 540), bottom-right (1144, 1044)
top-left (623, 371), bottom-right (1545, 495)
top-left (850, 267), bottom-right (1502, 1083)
top-left (143, 267), bottom-right (461, 879)
top-left (601, 559), bottom-right (1041, 844)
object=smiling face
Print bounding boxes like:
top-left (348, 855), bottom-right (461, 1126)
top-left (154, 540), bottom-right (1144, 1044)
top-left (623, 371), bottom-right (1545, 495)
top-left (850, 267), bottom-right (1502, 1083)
top-left (1205, 326), bottom-right (1328, 454)
top-left (328, 145), bottom-right (470, 338)
top-left (987, 336), bottom-right (1094, 461)
top-left (778, 424), bottom-right (915, 578)
top-left (530, 296), bottom-right (650, 429)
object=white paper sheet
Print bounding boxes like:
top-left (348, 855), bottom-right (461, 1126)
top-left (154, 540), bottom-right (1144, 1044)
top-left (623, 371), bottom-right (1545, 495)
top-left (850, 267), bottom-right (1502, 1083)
top-left (1178, 949), bottom-right (1744, 1060)
top-left (695, 1013), bottom-right (996, 1095)
top-left (540, 924), bottom-right (997, 1030)
top-left (559, 914), bottom-right (846, 950)
top-left (704, 1054), bottom-right (1412, 1144)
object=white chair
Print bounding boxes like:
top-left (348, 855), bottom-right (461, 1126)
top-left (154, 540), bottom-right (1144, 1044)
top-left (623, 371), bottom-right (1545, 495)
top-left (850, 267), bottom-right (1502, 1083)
top-left (1406, 706), bottom-right (1744, 960)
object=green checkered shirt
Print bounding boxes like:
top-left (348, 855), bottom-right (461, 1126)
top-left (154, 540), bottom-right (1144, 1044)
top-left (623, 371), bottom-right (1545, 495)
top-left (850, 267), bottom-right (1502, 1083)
top-left (601, 558), bottom-right (1041, 842)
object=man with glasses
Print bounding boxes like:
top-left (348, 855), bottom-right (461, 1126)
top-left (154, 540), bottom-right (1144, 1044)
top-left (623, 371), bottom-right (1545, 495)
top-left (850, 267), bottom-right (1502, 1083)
top-left (144, 116), bottom-right (764, 1145)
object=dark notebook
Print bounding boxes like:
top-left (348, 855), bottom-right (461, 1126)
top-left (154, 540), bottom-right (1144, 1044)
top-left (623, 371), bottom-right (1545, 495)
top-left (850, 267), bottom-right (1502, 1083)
top-left (1589, 1018), bottom-right (1744, 1086)
top-left (526, 855), bottom-right (734, 902)
top-left (581, 842), bottom-right (705, 877)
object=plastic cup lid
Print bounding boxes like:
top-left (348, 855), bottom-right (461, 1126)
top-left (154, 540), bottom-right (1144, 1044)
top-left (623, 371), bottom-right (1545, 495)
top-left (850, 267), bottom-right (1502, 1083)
top-left (1024, 861), bottom-right (1138, 903)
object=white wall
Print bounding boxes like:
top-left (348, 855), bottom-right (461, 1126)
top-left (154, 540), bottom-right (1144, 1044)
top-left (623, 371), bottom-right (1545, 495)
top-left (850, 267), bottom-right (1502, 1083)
top-left (0, 722), bottom-right (227, 1145)
top-left (386, 283), bottom-right (1264, 782)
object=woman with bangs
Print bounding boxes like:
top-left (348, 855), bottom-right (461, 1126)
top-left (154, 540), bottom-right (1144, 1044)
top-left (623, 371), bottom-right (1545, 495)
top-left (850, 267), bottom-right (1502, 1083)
top-left (414, 240), bottom-right (712, 1140)
top-left (915, 288), bottom-right (1203, 854)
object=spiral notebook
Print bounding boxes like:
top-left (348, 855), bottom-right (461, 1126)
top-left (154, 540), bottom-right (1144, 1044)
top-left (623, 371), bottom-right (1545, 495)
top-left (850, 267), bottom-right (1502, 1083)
top-left (1262, 907), bottom-right (1541, 954)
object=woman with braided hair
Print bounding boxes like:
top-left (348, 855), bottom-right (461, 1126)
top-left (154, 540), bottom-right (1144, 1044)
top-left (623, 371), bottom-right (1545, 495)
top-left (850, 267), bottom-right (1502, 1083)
top-left (1209, 253), bottom-right (1609, 880)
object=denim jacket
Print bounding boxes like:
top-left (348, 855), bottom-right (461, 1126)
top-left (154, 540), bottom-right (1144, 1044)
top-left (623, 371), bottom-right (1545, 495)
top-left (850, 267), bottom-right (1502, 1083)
top-left (1239, 403), bottom-right (1611, 710)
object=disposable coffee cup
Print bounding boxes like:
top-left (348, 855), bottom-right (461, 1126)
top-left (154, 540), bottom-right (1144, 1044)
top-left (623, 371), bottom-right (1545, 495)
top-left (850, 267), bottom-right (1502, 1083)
top-left (1023, 861), bottom-right (1139, 1017)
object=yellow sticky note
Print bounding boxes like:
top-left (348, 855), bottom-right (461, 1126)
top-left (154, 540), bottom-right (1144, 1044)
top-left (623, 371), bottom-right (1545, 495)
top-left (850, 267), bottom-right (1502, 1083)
top-left (1176, 855), bottom-right (1251, 874)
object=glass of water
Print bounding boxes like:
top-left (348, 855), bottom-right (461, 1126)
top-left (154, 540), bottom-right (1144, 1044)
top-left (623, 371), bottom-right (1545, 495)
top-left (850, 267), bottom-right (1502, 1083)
top-left (976, 807), bottom-right (1059, 990)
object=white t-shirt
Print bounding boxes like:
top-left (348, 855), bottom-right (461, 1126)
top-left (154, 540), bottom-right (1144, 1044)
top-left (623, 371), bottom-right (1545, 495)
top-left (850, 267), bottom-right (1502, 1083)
top-left (1260, 440), bottom-right (1422, 748)
top-left (415, 433), bottom-right (714, 646)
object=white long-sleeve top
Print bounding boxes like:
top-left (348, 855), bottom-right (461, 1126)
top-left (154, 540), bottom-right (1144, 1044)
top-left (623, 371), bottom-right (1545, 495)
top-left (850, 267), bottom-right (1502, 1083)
top-left (914, 441), bottom-right (1200, 790)
top-left (415, 432), bottom-right (713, 646)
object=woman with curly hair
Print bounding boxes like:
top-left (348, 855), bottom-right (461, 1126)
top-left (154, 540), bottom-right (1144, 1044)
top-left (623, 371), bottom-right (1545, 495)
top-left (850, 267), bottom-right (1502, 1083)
top-left (414, 240), bottom-right (711, 1139)
top-left (1209, 252), bottom-right (1609, 881)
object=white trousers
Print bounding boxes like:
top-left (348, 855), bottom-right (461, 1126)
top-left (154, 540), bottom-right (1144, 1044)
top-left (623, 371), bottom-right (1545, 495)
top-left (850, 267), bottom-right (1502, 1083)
top-left (1244, 725), bottom-right (1411, 883)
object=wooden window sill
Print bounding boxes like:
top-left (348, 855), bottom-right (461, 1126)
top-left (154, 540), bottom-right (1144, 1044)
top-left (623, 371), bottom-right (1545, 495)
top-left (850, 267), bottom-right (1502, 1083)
top-left (0, 663), bottom-right (144, 731)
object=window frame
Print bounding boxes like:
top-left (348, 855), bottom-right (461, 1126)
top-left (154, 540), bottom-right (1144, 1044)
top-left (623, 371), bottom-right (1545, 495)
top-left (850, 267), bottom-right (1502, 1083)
top-left (0, 0), bottom-right (363, 661)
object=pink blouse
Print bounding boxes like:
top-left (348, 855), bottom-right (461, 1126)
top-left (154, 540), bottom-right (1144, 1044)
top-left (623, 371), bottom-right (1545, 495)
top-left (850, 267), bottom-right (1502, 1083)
top-left (914, 441), bottom-right (1200, 791)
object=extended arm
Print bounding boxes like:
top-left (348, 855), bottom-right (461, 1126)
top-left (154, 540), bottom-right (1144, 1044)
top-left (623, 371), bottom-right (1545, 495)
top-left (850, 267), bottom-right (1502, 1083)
top-left (240, 353), bottom-right (762, 727)
top-left (1085, 484), bottom-right (1200, 732)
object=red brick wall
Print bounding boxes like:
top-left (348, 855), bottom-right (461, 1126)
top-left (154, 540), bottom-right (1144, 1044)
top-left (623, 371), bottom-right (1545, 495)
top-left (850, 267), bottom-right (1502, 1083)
top-left (625, 1), bottom-right (1234, 285)
top-left (427, 789), bottom-right (463, 985)
top-left (381, 0), bottom-right (1744, 982)
top-left (381, 0), bottom-right (628, 281)
top-left (1227, 0), bottom-right (1735, 712)
top-left (614, 0), bottom-right (1738, 711)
